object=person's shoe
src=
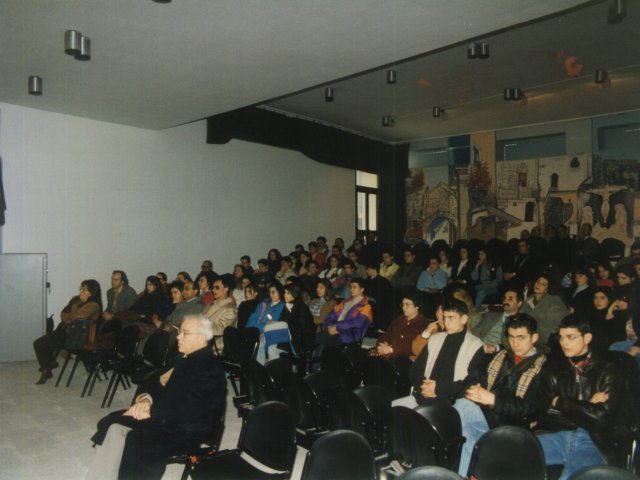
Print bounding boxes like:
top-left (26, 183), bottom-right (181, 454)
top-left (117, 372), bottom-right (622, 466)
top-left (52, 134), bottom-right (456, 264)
top-left (35, 370), bottom-right (52, 385)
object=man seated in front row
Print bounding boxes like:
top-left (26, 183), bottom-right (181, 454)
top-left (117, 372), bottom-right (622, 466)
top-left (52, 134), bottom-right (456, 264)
top-left (315, 278), bottom-right (372, 352)
top-left (535, 315), bottom-right (625, 480)
top-left (454, 313), bottom-right (546, 475)
top-left (469, 289), bottom-right (523, 354)
top-left (86, 315), bottom-right (227, 480)
top-left (166, 279), bottom-right (203, 327)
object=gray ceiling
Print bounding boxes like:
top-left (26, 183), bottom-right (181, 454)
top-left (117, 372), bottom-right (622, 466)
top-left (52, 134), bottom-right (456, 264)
top-left (1, 0), bottom-right (636, 144)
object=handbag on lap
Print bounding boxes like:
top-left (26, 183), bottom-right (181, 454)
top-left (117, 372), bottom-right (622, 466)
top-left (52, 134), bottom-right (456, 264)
top-left (64, 319), bottom-right (96, 351)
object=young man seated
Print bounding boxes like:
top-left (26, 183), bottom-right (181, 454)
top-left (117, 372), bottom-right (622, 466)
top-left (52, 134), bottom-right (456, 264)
top-left (454, 313), bottom-right (546, 475)
top-left (535, 315), bottom-right (625, 480)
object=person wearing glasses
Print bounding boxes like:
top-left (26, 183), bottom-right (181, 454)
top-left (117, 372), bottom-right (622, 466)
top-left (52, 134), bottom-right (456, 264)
top-left (202, 274), bottom-right (238, 353)
top-left (87, 314), bottom-right (226, 480)
top-left (535, 315), bottom-right (625, 480)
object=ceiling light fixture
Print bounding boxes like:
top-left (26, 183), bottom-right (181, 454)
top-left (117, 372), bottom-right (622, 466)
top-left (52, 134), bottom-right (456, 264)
top-left (467, 42), bottom-right (489, 59)
top-left (64, 30), bottom-right (82, 56)
top-left (503, 88), bottom-right (522, 101)
top-left (324, 87), bottom-right (334, 102)
top-left (432, 106), bottom-right (444, 118)
top-left (595, 69), bottom-right (608, 84)
top-left (152, 0), bottom-right (172, 3)
top-left (75, 35), bottom-right (91, 61)
top-left (382, 115), bottom-right (394, 127)
top-left (387, 69), bottom-right (397, 84)
top-left (28, 76), bottom-right (42, 95)
top-left (608, 0), bottom-right (626, 24)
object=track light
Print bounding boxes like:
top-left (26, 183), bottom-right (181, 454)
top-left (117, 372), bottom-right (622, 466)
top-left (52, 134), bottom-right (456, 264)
top-left (382, 115), bottom-right (394, 127)
top-left (595, 69), bottom-right (608, 84)
top-left (64, 30), bottom-right (82, 56)
top-left (387, 69), bottom-right (397, 84)
top-left (75, 35), bottom-right (91, 61)
top-left (503, 88), bottom-right (522, 101)
top-left (324, 87), bottom-right (334, 102)
top-left (467, 42), bottom-right (489, 59)
top-left (28, 76), bottom-right (42, 95)
top-left (432, 107), bottom-right (444, 118)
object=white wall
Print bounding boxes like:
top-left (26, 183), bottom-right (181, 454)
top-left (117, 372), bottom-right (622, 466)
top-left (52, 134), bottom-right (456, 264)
top-left (0, 103), bottom-right (355, 316)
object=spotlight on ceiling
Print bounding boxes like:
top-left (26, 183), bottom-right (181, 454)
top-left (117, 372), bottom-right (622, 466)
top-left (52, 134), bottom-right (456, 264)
top-left (432, 106), bottom-right (444, 118)
top-left (152, 0), bottom-right (172, 3)
top-left (28, 76), bottom-right (42, 95)
top-left (324, 87), bottom-right (334, 102)
top-left (387, 69), bottom-right (397, 84)
top-left (75, 35), bottom-right (91, 60)
top-left (382, 115), bottom-right (394, 127)
top-left (608, 0), bottom-right (626, 24)
top-left (595, 69), bottom-right (608, 84)
top-left (503, 88), bottom-right (522, 101)
top-left (64, 30), bottom-right (82, 55)
top-left (467, 42), bottom-right (489, 59)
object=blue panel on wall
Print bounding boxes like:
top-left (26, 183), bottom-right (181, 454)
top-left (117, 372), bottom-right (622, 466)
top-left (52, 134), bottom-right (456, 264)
top-left (449, 135), bottom-right (470, 166)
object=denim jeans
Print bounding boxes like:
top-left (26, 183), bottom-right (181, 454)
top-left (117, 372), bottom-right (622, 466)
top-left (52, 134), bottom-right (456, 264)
top-left (453, 398), bottom-right (490, 476)
top-left (537, 428), bottom-right (605, 480)
top-left (609, 339), bottom-right (640, 367)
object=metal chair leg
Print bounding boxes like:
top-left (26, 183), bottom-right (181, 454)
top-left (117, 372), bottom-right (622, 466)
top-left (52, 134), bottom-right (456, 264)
top-left (66, 355), bottom-right (81, 387)
top-left (55, 355), bottom-right (71, 387)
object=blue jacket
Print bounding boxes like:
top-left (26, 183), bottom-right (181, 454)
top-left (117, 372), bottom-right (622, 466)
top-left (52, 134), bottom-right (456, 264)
top-left (246, 300), bottom-right (285, 333)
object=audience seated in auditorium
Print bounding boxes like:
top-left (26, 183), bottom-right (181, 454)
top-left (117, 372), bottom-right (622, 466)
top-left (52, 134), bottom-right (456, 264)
top-left (417, 256), bottom-right (449, 319)
top-left (266, 248), bottom-right (283, 277)
top-left (502, 238), bottom-right (534, 295)
top-left (315, 278), bottom-right (372, 352)
top-left (564, 266), bottom-right (594, 321)
top-left (470, 247), bottom-right (503, 309)
top-left (587, 286), bottom-right (627, 354)
top-left (251, 258), bottom-right (272, 297)
top-left (166, 280), bottom-right (203, 327)
top-left (87, 315), bottom-right (226, 480)
top-left (318, 254), bottom-right (343, 284)
top-left (299, 260), bottom-right (320, 296)
top-left (309, 279), bottom-right (338, 333)
top-left (275, 256), bottom-right (296, 285)
top-left (199, 259), bottom-right (215, 275)
top-left (393, 297), bottom-right (484, 408)
top-left (364, 263), bottom-right (393, 330)
top-left (346, 247), bottom-right (367, 279)
top-left (156, 271), bottom-right (170, 299)
top-left (595, 261), bottom-right (615, 288)
top-left (129, 275), bottom-right (172, 326)
top-left (195, 271), bottom-right (216, 306)
top-left (308, 241), bottom-right (326, 270)
top-left (390, 247), bottom-right (422, 297)
top-left (448, 243), bottom-right (473, 294)
top-left (247, 282), bottom-right (285, 364)
top-left (536, 315), bottom-right (625, 480)
top-left (454, 313), bottom-right (546, 475)
top-left (521, 273), bottom-right (568, 346)
top-left (102, 270), bottom-right (137, 323)
top-left (379, 249), bottom-right (399, 281)
top-left (236, 283), bottom-right (259, 330)
top-left (437, 247), bottom-right (453, 278)
top-left (33, 279), bottom-right (102, 384)
top-left (470, 289), bottom-right (524, 354)
top-left (316, 235), bottom-right (329, 257)
top-left (202, 274), bottom-right (238, 354)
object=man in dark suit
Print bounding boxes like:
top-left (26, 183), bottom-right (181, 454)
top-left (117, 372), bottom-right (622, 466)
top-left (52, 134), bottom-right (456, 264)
top-left (87, 314), bottom-right (226, 480)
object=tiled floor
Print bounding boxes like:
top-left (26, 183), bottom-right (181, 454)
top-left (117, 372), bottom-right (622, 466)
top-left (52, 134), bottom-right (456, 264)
top-left (0, 360), bottom-right (307, 480)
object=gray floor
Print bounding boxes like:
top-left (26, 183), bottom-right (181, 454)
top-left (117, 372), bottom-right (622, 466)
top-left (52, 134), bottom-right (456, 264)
top-left (0, 360), bottom-right (307, 480)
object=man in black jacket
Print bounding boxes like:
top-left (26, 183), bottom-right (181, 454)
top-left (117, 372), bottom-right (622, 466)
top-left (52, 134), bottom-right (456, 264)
top-left (87, 315), bottom-right (226, 480)
top-left (535, 315), bottom-right (625, 480)
top-left (453, 313), bottom-right (546, 475)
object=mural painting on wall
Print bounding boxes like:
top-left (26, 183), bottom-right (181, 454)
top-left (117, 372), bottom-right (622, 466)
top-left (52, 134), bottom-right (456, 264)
top-left (405, 152), bottom-right (639, 247)
top-left (404, 168), bottom-right (458, 245)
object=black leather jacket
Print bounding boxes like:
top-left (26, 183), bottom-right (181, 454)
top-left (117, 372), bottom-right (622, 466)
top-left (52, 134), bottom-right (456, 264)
top-left (535, 352), bottom-right (625, 461)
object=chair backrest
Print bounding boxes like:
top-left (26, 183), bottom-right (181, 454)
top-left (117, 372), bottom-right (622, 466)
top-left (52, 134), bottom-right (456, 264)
top-left (239, 401), bottom-right (297, 472)
top-left (206, 401), bottom-right (226, 451)
top-left (414, 404), bottom-right (464, 471)
top-left (467, 425), bottom-right (545, 480)
top-left (222, 326), bottom-right (243, 360)
top-left (320, 345), bottom-right (362, 390)
top-left (241, 327), bottom-right (261, 362)
top-left (599, 237), bottom-right (626, 261)
top-left (353, 385), bottom-right (393, 457)
top-left (142, 329), bottom-right (170, 366)
top-left (304, 370), bottom-right (353, 431)
top-left (240, 360), bottom-right (277, 406)
top-left (301, 430), bottom-right (376, 480)
top-left (398, 465), bottom-right (463, 480)
top-left (568, 465), bottom-right (638, 480)
top-left (363, 356), bottom-right (401, 398)
top-left (265, 356), bottom-right (294, 384)
top-left (390, 406), bottom-right (439, 469)
top-left (270, 369), bottom-right (317, 428)
top-left (117, 324), bottom-right (140, 358)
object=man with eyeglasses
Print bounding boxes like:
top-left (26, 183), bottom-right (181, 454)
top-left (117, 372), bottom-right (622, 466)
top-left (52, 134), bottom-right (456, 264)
top-left (454, 313), bottom-right (546, 476)
top-left (202, 274), bottom-right (238, 353)
top-left (87, 315), bottom-right (226, 480)
top-left (535, 315), bottom-right (625, 480)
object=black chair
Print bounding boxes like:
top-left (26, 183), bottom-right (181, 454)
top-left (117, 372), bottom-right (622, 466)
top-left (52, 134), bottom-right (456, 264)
top-left (362, 356), bottom-right (411, 399)
top-left (599, 238), bottom-right (626, 263)
top-left (233, 360), bottom-right (277, 417)
top-left (304, 370), bottom-right (353, 432)
top-left (301, 429), bottom-right (376, 480)
top-left (353, 385), bottom-right (393, 460)
top-left (397, 465), bottom-right (463, 480)
top-left (190, 401), bottom-right (297, 480)
top-left (467, 426), bottom-right (545, 480)
top-left (383, 406), bottom-right (440, 474)
top-left (414, 404), bottom-right (465, 472)
top-left (221, 326), bottom-right (260, 396)
top-left (320, 345), bottom-right (362, 390)
top-left (568, 465), bottom-right (638, 480)
top-left (265, 357), bottom-right (294, 384)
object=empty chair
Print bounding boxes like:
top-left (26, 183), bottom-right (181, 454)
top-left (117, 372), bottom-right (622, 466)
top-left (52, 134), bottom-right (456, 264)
top-left (353, 385), bottom-right (393, 460)
top-left (191, 401), bottom-right (297, 480)
top-left (398, 465), bottom-right (463, 480)
top-left (301, 430), bottom-right (376, 480)
top-left (414, 404), bottom-right (465, 472)
top-left (362, 356), bottom-right (411, 399)
top-left (467, 426), bottom-right (545, 480)
top-left (568, 465), bottom-right (638, 480)
top-left (599, 238), bottom-right (626, 262)
top-left (264, 357), bottom-right (294, 385)
top-left (320, 345), bottom-right (362, 390)
top-left (221, 326), bottom-right (260, 396)
top-left (305, 370), bottom-right (353, 432)
top-left (234, 360), bottom-right (277, 417)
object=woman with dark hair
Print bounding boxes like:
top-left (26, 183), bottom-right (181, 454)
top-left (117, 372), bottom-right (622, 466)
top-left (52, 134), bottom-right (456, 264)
top-left (267, 248), bottom-right (283, 276)
top-left (266, 283), bottom-right (315, 360)
top-left (131, 275), bottom-right (171, 323)
top-left (309, 279), bottom-right (338, 332)
top-left (231, 264), bottom-right (247, 302)
top-left (33, 279), bottom-right (102, 384)
top-left (470, 247), bottom-right (502, 309)
top-left (196, 271), bottom-right (216, 306)
top-left (565, 267), bottom-right (594, 321)
top-left (595, 261), bottom-right (615, 288)
top-left (521, 273), bottom-right (568, 345)
top-left (370, 293), bottom-right (427, 360)
top-left (318, 254), bottom-right (343, 284)
top-left (588, 287), bottom-right (627, 353)
top-left (247, 282), bottom-right (285, 363)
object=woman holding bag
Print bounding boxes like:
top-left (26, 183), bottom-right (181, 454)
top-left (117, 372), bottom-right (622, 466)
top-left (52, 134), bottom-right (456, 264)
top-left (33, 279), bottom-right (102, 384)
